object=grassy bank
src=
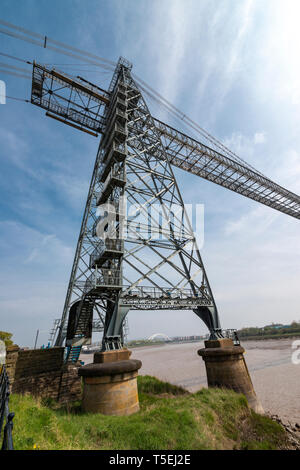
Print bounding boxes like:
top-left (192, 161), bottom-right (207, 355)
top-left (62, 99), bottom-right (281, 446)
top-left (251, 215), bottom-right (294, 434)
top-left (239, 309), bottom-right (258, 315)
top-left (10, 376), bottom-right (288, 450)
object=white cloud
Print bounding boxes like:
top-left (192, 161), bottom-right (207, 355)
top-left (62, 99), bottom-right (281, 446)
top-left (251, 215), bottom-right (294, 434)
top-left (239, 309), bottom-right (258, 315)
top-left (0, 220), bottom-right (73, 269)
top-left (254, 132), bottom-right (266, 144)
top-left (272, 149), bottom-right (300, 194)
top-left (222, 130), bottom-right (268, 172)
top-left (188, 0), bottom-right (256, 125)
top-left (224, 205), bottom-right (277, 236)
top-left (0, 128), bottom-right (40, 180)
top-left (0, 220), bottom-right (74, 346)
top-left (24, 233), bottom-right (72, 265)
top-left (204, 207), bottom-right (300, 330)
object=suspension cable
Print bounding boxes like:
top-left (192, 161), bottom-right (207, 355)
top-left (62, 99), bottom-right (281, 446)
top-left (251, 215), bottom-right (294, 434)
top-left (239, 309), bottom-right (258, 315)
top-left (0, 93), bottom-right (29, 102)
top-left (134, 74), bottom-right (265, 176)
top-left (0, 19), bottom-right (116, 71)
top-left (0, 62), bottom-right (31, 74)
top-left (0, 68), bottom-right (31, 80)
top-left (0, 51), bottom-right (31, 64)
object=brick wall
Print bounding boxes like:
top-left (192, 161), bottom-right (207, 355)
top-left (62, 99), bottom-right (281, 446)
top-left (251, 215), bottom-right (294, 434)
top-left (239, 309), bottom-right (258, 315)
top-left (5, 344), bottom-right (19, 384)
top-left (5, 345), bottom-right (82, 404)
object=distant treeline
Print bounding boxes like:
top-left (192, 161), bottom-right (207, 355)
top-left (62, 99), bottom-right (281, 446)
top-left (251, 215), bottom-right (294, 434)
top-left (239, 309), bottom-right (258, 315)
top-left (127, 339), bottom-right (165, 348)
top-left (237, 322), bottom-right (300, 340)
top-left (127, 323), bottom-right (300, 346)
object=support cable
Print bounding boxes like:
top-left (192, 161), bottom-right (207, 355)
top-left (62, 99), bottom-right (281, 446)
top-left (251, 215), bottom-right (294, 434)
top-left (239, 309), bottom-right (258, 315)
top-left (134, 74), bottom-right (266, 177)
top-left (0, 69), bottom-right (31, 79)
top-left (0, 51), bottom-right (31, 64)
top-left (0, 17), bottom-right (267, 178)
top-left (0, 18), bottom-right (115, 66)
top-left (0, 62), bottom-right (31, 74)
top-left (0, 93), bottom-right (29, 102)
top-left (0, 18), bottom-right (116, 71)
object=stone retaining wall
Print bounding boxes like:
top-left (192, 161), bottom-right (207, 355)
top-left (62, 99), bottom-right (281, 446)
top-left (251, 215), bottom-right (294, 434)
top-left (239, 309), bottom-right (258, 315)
top-left (5, 345), bottom-right (82, 404)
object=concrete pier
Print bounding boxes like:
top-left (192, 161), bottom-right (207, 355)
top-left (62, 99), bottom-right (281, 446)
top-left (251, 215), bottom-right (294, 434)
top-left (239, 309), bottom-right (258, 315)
top-left (198, 338), bottom-right (264, 414)
top-left (78, 350), bottom-right (142, 416)
top-left (94, 348), bottom-right (132, 364)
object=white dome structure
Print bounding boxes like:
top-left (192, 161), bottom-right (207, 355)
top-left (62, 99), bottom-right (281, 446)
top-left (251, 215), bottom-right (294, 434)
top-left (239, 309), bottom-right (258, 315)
top-left (148, 333), bottom-right (171, 342)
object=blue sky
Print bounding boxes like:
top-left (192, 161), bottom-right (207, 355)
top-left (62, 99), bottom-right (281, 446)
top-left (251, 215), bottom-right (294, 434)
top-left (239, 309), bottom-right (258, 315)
top-left (1, 0), bottom-right (300, 347)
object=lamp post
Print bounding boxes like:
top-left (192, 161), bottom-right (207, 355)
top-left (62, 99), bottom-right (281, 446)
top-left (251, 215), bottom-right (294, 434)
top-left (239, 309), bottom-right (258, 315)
top-left (33, 329), bottom-right (48, 349)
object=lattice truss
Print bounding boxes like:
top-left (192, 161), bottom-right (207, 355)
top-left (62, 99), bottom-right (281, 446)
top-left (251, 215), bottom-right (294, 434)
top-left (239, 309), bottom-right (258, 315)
top-left (29, 57), bottom-right (300, 349)
top-left (154, 120), bottom-right (300, 219)
top-left (31, 62), bottom-right (109, 136)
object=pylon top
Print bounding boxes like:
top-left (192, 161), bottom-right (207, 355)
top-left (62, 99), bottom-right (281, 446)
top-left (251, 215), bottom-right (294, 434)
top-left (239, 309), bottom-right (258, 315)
top-left (117, 56), bottom-right (133, 70)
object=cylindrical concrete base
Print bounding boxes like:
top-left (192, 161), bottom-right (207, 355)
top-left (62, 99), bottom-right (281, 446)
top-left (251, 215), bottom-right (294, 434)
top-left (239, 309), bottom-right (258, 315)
top-left (78, 359), bottom-right (142, 416)
top-left (198, 339), bottom-right (264, 414)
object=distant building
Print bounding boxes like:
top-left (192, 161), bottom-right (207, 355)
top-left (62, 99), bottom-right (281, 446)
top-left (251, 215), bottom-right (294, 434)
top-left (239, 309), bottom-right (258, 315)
top-left (264, 324), bottom-right (290, 330)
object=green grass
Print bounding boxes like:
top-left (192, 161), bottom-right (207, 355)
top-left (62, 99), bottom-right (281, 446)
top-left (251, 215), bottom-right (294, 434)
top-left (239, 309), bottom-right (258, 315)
top-left (9, 375), bottom-right (288, 450)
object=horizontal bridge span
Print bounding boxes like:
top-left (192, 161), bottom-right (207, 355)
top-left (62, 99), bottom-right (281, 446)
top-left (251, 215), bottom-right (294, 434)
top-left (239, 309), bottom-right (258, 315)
top-left (154, 118), bottom-right (300, 220)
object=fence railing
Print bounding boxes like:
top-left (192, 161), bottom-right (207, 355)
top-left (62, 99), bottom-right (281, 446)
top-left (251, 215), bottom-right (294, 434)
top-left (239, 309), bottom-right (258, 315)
top-left (90, 239), bottom-right (124, 266)
top-left (222, 329), bottom-right (240, 345)
top-left (0, 365), bottom-right (14, 450)
top-left (83, 268), bottom-right (122, 292)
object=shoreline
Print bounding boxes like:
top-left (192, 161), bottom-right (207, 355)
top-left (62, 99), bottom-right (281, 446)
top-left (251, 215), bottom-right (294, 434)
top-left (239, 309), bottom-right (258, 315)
top-left (238, 334), bottom-right (300, 342)
top-left (129, 334), bottom-right (300, 348)
top-left (81, 335), bottom-right (300, 355)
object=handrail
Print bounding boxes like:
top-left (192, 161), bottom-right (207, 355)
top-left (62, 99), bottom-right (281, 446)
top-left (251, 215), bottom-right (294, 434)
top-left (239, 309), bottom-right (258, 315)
top-left (0, 365), bottom-right (14, 450)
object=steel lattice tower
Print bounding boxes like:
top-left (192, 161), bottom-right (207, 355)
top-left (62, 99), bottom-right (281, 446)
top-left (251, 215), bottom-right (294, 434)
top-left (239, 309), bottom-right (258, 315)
top-left (29, 56), bottom-right (300, 353)
top-left (51, 58), bottom-right (220, 350)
